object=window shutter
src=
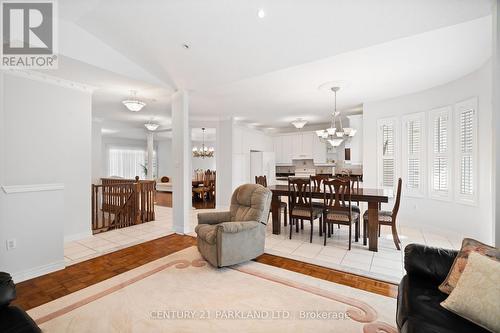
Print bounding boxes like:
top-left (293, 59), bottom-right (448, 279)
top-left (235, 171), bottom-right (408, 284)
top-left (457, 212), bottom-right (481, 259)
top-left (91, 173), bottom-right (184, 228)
top-left (402, 113), bottom-right (425, 196)
top-left (429, 109), bottom-right (451, 197)
top-left (378, 119), bottom-right (397, 189)
top-left (454, 98), bottom-right (477, 204)
top-left (459, 109), bottom-right (474, 196)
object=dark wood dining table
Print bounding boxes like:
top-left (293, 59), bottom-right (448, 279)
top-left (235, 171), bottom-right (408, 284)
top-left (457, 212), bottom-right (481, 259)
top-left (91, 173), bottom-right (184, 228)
top-left (267, 185), bottom-right (389, 252)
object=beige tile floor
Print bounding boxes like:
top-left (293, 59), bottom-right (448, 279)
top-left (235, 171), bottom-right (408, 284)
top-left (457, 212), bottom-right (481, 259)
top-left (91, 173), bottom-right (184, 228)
top-left (64, 204), bottom-right (463, 284)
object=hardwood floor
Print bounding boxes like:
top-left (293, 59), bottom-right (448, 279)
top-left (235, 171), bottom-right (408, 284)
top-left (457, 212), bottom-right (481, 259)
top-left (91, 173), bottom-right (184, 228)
top-left (13, 234), bottom-right (397, 312)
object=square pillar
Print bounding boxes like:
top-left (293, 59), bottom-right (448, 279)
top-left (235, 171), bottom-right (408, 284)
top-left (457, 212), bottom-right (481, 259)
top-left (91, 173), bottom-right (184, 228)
top-left (172, 90), bottom-right (192, 234)
top-left (146, 132), bottom-right (154, 180)
top-left (493, 0), bottom-right (500, 246)
top-left (216, 118), bottom-right (233, 208)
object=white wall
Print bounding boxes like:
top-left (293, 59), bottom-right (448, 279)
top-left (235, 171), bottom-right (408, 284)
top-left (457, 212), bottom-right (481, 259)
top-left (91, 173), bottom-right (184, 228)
top-left (91, 121), bottom-right (102, 183)
top-left (191, 140), bottom-right (216, 172)
top-left (157, 139), bottom-right (173, 179)
top-left (363, 62), bottom-right (493, 243)
top-left (493, 0), bottom-right (499, 246)
top-left (346, 115), bottom-right (363, 164)
top-left (0, 72), bottom-right (92, 281)
top-left (232, 125), bottom-right (274, 187)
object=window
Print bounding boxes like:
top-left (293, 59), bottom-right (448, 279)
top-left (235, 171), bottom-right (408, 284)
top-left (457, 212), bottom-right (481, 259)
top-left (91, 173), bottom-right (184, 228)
top-left (429, 107), bottom-right (452, 200)
top-left (377, 118), bottom-right (398, 189)
top-left (107, 146), bottom-right (157, 179)
top-left (402, 113), bottom-right (425, 196)
top-left (454, 98), bottom-right (477, 204)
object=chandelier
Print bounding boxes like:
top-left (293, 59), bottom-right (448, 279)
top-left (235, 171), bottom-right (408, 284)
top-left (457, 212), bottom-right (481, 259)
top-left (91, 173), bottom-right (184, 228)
top-left (192, 128), bottom-right (215, 158)
top-left (315, 87), bottom-right (356, 147)
top-left (122, 90), bottom-right (146, 112)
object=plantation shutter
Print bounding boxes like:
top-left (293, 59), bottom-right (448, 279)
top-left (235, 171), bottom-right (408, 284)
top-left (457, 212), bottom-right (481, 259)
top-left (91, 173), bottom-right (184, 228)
top-left (430, 110), bottom-right (450, 196)
top-left (380, 121), bottom-right (395, 188)
top-left (406, 119), bottom-right (421, 189)
top-left (458, 109), bottom-right (474, 196)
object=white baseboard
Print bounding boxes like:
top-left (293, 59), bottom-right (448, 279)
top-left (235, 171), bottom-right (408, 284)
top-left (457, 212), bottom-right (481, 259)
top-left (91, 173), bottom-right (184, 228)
top-left (12, 260), bottom-right (65, 283)
top-left (64, 230), bottom-right (93, 243)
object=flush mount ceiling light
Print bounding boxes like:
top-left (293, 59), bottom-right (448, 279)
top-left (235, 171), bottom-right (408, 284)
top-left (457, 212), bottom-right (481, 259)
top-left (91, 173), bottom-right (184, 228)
top-left (257, 9), bottom-right (266, 18)
top-left (122, 90), bottom-right (146, 112)
top-left (291, 118), bottom-right (307, 129)
top-left (144, 122), bottom-right (160, 131)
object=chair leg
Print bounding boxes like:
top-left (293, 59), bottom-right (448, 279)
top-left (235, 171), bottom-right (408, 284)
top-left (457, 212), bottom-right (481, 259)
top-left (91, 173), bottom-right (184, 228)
top-left (391, 223), bottom-right (401, 250)
top-left (354, 218), bottom-right (359, 242)
top-left (296, 218), bottom-right (299, 232)
top-left (319, 216), bottom-right (323, 237)
top-left (309, 221), bottom-right (313, 243)
top-left (324, 222), bottom-right (327, 246)
top-left (363, 219), bottom-right (367, 246)
top-left (348, 224), bottom-right (352, 250)
top-left (301, 220), bottom-right (304, 230)
top-left (378, 224), bottom-right (381, 237)
top-left (284, 206), bottom-right (288, 227)
top-left (289, 218), bottom-right (293, 240)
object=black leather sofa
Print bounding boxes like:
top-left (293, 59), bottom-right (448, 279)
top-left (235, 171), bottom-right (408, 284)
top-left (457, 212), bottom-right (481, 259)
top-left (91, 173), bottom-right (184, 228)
top-left (0, 272), bottom-right (41, 333)
top-left (397, 244), bottom-right (489, 333)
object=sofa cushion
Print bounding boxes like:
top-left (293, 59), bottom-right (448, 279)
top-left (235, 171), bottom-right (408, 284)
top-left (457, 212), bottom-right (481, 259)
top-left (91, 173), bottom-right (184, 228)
top-left (397, 275), bottom-right (490, 333)
top-left (439, 238), bottom-right (499, 294)
top-left (441, 252), bottom-right (500, 332)
top-left (194, 224), bottom-right (218, 245)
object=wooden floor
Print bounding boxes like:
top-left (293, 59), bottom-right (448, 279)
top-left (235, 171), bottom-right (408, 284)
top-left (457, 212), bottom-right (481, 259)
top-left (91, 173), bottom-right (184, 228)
top-left (13, 234), bottom-right (397, 311)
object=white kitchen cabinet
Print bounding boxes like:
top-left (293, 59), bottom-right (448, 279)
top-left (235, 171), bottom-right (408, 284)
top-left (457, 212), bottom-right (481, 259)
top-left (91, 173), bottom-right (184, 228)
top-left (312, 134), bottom-right (327, 164)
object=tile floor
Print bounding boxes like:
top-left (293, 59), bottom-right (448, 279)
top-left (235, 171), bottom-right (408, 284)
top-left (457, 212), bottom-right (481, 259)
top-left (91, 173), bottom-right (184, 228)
top-left (64, 204), bottom-right (463, 284)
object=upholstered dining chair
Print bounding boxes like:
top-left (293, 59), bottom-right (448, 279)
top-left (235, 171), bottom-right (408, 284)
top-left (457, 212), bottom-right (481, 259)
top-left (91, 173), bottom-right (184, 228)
top-left (323, 178), bottom-right (360, 250)
top-left (363, 178), bottom-right (402, 250)
top-left (255, 175), bottom-right (288, 227)
top-left (195, 184), bottom-right (272, 267)
top-left (288, 178), bottom-right (323, 242)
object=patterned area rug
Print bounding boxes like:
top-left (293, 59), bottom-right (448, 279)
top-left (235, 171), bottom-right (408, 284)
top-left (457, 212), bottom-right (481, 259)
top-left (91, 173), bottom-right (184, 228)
top-left (28, 246), bottom-right (397, 332)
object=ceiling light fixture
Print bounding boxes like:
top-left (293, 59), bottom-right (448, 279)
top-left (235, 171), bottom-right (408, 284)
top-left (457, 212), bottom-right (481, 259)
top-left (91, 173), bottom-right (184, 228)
top-left (316, 86), bottom-right (356, 147)
top-left (291, 118), bottom-right (307, 129)
top-left (192, 128), bottom-right (215, 159)
top-left (122, 90), bottom-right (146, 112)
top-left (257, 9), bottom-right (266, 18)
top-left (144, 122), bottom-right (160, 131)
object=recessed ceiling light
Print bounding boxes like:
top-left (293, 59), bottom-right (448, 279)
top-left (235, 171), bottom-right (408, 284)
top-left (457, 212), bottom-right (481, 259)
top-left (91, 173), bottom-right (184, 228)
top-left (257, 9), bottom-right (266, 18)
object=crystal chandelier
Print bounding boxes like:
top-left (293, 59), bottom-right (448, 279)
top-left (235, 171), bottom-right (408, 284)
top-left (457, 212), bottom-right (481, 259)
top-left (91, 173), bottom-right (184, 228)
top-left (315, 87), bottom-right (356, 147)
top-left (122, 90), bottom-right (146, 112)
top-left (192, 128), bottom-right (215, 158)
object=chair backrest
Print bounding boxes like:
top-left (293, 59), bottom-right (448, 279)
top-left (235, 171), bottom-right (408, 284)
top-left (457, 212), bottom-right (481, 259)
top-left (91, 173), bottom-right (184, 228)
top-left (255, 175), bottom-right (267, 187)
top-left (310, 175), bottom-right (329, 192)
top-left (392, 178), bottom-right (403, 218)
top-left (288, 178), bottom-right (312, 212)
top-left (229, 184), bottom-right (272, 224)
top-left (323, 178), bottom-right (351, 213)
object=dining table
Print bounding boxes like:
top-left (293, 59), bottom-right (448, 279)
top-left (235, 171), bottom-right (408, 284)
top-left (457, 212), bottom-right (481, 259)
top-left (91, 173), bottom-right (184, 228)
top-left (267, 184), bottom-right (389, 252)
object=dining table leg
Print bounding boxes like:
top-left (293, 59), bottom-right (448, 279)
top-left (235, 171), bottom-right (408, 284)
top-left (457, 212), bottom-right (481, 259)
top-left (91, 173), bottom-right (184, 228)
top-left (367, 201), bottom-right (379, 252)
top-left (271, 193), bottom-right (281, 235)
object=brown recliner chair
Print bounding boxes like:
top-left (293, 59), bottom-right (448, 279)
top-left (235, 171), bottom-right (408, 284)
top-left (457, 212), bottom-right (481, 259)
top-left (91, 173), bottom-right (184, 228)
top-left (195, 184), bottom-right (272, 267)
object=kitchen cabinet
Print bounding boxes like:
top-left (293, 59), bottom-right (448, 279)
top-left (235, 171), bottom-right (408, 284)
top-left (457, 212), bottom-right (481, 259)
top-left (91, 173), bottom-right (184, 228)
top-left (274, 132), bottom-right (326, 164)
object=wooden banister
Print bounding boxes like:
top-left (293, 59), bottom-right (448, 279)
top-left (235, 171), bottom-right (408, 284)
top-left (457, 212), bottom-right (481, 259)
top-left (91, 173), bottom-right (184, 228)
top-left (91, 177), bottom-right (156, 234)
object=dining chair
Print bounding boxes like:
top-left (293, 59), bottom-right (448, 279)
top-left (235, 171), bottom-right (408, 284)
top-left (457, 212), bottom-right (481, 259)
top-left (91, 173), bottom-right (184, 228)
top-left (362, 177), bottom-right (402, 250)
top-left (255, 175), bottom-right (288, 227)
top-left (337, 174), bottom-right (361, 214)
top-left (323, 178), bottom-right (359, 250)
top-left (192, 170), bottom-right (212, 201)
top-left (288, 178), bottom-right (323, 243)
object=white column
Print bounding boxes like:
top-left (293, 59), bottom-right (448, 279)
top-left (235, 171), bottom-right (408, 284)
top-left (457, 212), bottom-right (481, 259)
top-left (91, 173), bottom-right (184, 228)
top-left (493, 0), bottom-right (500, 246)
top-left (172, 90), bottom-right (192, 234)
top-left (216, 118), bottom-right (234, 208)
top-left (146, 132), bottom-right (154, 180)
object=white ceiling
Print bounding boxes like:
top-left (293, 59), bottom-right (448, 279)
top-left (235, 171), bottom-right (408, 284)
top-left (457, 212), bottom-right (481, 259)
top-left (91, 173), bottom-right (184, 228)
top-left (52, 0), bottom-right (492, 136)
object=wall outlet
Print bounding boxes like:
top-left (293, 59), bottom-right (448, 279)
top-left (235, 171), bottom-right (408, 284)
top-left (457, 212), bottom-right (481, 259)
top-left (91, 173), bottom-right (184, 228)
top-left (6, 239), bottom-right (16, 251)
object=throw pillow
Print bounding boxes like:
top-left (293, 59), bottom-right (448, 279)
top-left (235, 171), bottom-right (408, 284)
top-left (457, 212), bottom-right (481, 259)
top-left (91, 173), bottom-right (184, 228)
top-left (441, 252), bottom-right (500, 332)
top-left (439, 238), bottom-right (499, 294)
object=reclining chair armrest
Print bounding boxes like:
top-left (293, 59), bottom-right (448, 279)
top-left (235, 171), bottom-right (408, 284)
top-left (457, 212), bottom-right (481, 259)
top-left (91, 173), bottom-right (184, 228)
top-left (217, 221), bottom-right (260, 233)
top-left (197, 211), bottom-right (231, 225)
top-left (404, 244), bottom-right (458, 284)
top-left (0, 272), bottom-right (16, 307)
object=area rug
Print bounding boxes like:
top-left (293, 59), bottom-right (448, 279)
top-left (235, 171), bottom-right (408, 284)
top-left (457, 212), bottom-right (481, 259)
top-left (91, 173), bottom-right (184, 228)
top-left (28, 246), bottom-right (397, 332)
